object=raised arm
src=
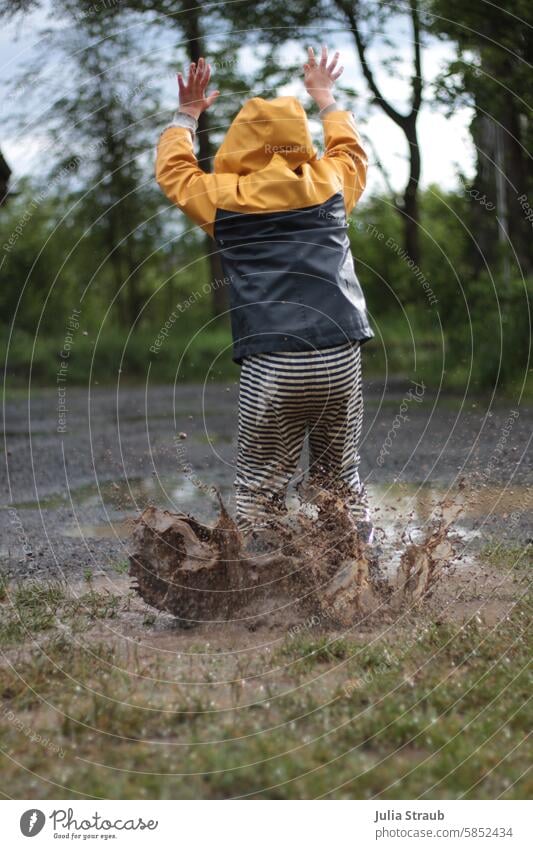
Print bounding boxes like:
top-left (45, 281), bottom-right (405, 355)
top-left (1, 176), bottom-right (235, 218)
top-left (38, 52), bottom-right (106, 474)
top-left (304, 46), bottom-right (368, 213)
top-left (155, 58), bottom-right (221, 235)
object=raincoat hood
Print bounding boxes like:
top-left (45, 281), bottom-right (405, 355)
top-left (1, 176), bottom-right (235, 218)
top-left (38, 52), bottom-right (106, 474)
top-left (214, 96), bottom-right (317, 176)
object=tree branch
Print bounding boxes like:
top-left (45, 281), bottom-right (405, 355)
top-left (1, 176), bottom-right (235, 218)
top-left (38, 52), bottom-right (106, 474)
top-left (335, 0), bottom-right (407, 129)
top-left (410, 0), bottom-right (423, 116)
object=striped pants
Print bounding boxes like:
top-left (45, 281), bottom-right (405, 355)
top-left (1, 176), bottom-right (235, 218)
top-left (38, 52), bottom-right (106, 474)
top-left (235, 342), bottom-right (367, 532)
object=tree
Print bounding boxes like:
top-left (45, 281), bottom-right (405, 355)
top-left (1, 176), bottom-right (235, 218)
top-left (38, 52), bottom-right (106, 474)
top-left (179, 0), bottom-right (226, 315)
top-left (0, 150), bottom-right (12, 205)
top-left (54, 8), bottom-right (165, 324)
top-left (334, 0), bottom-right (424, 266)
top-left (122, 0), bottom-right (250, 317)
top-left (3, 0), bottom-right (168, 327)
top-left (430, 0), bottom-right (533, 279)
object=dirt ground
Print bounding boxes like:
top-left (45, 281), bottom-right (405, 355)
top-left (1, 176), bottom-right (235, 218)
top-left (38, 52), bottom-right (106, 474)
top-left (0, 381), bottom-right (531, 799)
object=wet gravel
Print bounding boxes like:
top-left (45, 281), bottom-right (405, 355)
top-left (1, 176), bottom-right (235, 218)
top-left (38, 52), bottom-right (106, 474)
top-left (1, 380), bottom-right (531, 580)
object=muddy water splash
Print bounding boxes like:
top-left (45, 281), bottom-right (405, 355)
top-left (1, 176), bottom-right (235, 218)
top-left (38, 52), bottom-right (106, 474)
top-left (129, 483), bottom-right (463, 628)
top-left (395, 484), bottom-right (465, 606)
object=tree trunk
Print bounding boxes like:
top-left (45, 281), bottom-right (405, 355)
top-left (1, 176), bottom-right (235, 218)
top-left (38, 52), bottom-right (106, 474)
top-left (0, 148), bottom-right (11, 206)
top-left (470, 113), bottom-right (498, 275)
top-left (501, 91), bottom-right (532, 277)
top-left (471, 50), bottom-right (532, 281)
top-left (403, 118), bottom-right (421, 266)
top-left (182, 0), bottom-right (228, 317)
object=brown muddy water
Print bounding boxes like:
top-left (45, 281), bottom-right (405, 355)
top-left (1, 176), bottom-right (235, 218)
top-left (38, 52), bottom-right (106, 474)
top-left (2, 477), bottom-right (527, 669)
top-left (8, 474), bottom-right (530, 575)
top-left (35, 475), bottom-right (527, 635)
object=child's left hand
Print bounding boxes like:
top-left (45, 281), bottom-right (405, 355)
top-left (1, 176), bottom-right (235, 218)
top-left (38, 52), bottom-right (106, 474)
top-left (177, 57), bottom-right (220, 120)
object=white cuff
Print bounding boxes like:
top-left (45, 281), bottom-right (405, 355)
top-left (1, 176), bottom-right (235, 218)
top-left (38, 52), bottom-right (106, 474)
top-left (162, 110), bottom-right (198, 137)
top-left (319, 102), bottom-right (339, 119)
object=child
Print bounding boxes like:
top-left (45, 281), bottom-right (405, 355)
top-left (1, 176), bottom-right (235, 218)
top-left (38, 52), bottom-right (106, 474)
top-left (156, 46), bottom-right (374, 539)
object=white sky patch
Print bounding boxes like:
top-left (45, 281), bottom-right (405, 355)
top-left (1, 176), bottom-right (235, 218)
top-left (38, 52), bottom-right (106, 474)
top-left (361, 105), bottom-right (475, 196)
top-left (2, 133), bottom-right (52, 176)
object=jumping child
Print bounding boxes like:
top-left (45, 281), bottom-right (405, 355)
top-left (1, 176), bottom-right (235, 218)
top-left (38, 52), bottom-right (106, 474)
top-left (156, 46), bottom-right (374, 540)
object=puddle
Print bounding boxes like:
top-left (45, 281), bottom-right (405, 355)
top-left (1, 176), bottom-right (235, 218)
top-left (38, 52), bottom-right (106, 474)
top-left (61, 519), bottom-right (135, 539)
top-left (10, 476), bottom-right (530, 555)
top-left (3, 471), bottom-right (527, 634)
top-left (11, 474), bottom-right (233, 514)
top-left (369, 481), bottom-right (525, 523)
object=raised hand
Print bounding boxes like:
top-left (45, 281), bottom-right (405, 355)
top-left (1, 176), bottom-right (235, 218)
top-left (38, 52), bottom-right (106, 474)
top-left (303, 46), bottom-right (344, 110)
top-left (177, 57), bottom-right (220, 120)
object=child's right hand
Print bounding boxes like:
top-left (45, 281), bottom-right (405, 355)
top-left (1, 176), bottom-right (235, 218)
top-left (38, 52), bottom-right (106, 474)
top-left (304, 46), bottom-right (344, 111)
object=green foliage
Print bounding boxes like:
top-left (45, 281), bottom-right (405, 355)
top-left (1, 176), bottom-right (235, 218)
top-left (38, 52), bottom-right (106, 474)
top-left (349, 187), bottom-right (532, 391)
top-left (2, 176), bottom-right (529, 391)
top-left (1, 323), bottom-right (236, 384)
top-left (446, 274), bottom-right (533, 390)
top-left (1, 1), bottom-right (531, 392)
top-left (1, 182), bottom-right (79, 333)
top-left (353, 186), bottom-right (472, 318)
top-left (429, 0), bottom-right (533, 279)
top-left (429, 0), bottom-right (532, 112)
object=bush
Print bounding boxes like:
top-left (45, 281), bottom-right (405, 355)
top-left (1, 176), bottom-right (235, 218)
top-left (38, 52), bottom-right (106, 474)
top-left (446, 274), bottom-right (532, 390)
top-left (1, 324), bottom-right (237, 386)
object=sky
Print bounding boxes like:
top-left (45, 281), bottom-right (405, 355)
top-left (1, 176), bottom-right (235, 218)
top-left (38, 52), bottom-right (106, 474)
top-left (0, 3), bottom-right (476, 196)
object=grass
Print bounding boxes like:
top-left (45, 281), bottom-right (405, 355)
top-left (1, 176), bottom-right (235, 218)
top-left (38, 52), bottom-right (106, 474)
top-left (5, 316), bottom-right (531, 396)
top-left (0, 581), bottom-right (127, 645)
top-left (108, 560), bottom-right (130, 575)
top-left (480, 543), bottom-right (533, 571)
top-left (0, 560), bottom-right (530, 799)
top-left (2, 324), bottom-right (238, 385)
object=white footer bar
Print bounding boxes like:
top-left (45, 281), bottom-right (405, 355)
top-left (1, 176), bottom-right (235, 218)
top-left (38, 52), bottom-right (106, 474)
top-left (3, 799), bottom-right (530, 848)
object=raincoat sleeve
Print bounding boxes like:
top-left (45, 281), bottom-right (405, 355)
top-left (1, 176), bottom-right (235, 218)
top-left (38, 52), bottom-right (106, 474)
top-left (156, 127), bottom-right (218, 237)
top-left (321, 110), bottom-right (368, 214)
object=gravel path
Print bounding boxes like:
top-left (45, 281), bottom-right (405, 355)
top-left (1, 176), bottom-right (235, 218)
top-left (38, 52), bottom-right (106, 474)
top-left (2, 380), bottom-right (531, 580)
